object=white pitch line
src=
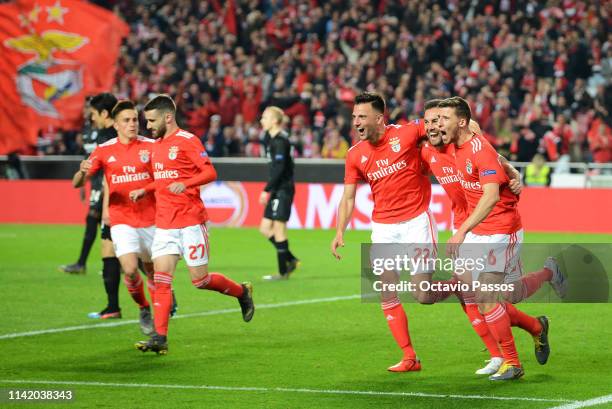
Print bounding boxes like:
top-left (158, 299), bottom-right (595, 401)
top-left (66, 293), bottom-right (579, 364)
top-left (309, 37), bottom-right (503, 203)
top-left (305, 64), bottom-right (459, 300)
top-left (0, 379), bottom-right (575, 403)
top-left (546, 394), bottom-right (612, 409)
top-left (0, 294), bottom-right (361, 340)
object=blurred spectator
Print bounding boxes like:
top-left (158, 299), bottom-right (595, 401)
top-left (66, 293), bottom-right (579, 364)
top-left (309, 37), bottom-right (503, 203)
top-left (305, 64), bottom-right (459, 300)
top-left (245, 127), bottom-right (265, 158)
top-left (524, 154), bottom-right (552, 187)
top-left (587, 115), bottom-right (612, 164)
top-left (223, 126), bottom-right (243, 157)
top-left (5, 152), bottom-right (28, 179)
top-left (321, 129), bottom-right (349, 159)
top-left (203, 114), bottom-right (224, 157)
top-left (187, 92), bottom-right (219, 137)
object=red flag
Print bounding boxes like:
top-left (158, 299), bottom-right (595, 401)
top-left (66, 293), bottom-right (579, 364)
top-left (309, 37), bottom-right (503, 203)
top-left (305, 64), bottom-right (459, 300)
top-left (224, 0), bottom-right (237, 36)
top-left (0, 0), bottom-right (129, 154)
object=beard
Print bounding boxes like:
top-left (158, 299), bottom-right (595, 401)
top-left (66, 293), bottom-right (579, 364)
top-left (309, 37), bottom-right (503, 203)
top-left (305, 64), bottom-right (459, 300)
top-left (152, 123), bottom-right (167, 138)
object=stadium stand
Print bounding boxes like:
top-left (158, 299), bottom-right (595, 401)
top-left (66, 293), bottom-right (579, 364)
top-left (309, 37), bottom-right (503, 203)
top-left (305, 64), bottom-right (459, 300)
top-left (29, 0), bottom-right (612, 167)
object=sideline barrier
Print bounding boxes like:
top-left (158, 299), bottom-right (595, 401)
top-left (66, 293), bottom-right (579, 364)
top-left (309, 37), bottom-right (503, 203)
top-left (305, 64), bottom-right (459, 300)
top-left (1, 180), bottom-right (611, 233)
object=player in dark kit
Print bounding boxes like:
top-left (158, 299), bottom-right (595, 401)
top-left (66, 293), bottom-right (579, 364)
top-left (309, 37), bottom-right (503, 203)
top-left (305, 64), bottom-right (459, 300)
top-left (258, 106), bottom-right (299, 281)
top-left (60, 95), bottom-right (118, 275)
top-left (67, 93), bottom-right (123, 319)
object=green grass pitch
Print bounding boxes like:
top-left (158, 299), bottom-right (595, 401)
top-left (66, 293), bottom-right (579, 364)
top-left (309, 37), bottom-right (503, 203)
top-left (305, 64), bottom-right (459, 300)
top-left (0, 224), bottom-right (611, 408)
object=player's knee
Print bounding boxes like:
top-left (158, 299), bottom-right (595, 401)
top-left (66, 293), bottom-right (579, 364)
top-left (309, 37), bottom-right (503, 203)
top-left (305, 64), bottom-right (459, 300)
top-left (501, 290), bottom-right (521, 304)
top-left (273, 231), bottom-right (287, 242)
top-left (191, 273), bottom-right (210, 289)
top-left (258, 226), bottom-right (269, 236)
top-left (412, 290), bottom-right (435, 305)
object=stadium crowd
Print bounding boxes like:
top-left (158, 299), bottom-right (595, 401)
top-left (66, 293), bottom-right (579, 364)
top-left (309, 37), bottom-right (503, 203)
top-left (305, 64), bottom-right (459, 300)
top-left (39, 0), bottom-right (611, 165)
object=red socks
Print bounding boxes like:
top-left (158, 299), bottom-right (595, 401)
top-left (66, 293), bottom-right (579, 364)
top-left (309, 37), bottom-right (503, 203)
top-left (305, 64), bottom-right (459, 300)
top-left (484, 303), bottom-right (520, 367)
top-left (146, 279), bottom-right (156, 306)
top-left (518, 268), bottom-right (553, 299)
top-left (192, 272), bottom-right (243, 298)
top-left (464, 303), bottom-right (502, 359)
top-left (382, 298), bottom-right (416, 359)
top-left (143, 264), bottom-right (155, 304)
top-left (124, 274), bottom-right (149, 308)
top-left (504, 302), bottom-right (542, 336)
top-left (153, 272), bottom-right (173, 336)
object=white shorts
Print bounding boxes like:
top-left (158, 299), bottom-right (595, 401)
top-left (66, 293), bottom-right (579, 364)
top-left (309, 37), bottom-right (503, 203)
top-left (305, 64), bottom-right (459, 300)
top-left (110, 225), bottom-right (155, 261)
top-left (151, 223), bottom-right (210, 267)
top-left (460, 229), bottom-right (523, 282)
top-left (370, 210), bottom-right (438, 275)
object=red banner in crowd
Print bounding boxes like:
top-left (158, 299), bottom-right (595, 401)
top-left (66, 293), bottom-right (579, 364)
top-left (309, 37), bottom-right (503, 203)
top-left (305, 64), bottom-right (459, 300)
top-left (1, 180), bottom-right (611, 234)
top-left (0, 0), bottom-right (129, 154)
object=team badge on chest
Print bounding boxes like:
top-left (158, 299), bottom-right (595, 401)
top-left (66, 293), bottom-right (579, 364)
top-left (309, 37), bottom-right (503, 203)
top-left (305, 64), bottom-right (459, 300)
top-left (139, 150), bottom-right (150, 163)
top-left (466, 158), bottom-right (473, 174)
top-left (168, 146), bottom-right (179, 160)
top-left (389, 136), bottom-right (401, 153)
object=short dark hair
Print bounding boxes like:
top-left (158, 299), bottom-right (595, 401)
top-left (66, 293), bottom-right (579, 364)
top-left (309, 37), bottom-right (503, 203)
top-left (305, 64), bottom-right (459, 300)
top-left (437, 97), bottom-right (472, 122)
top-left (354, 92), bottom-right (386, 114)
top-left (111, 100), bottom-right (136, 119)
top-left (424, 99), bottom-right (443, 111)
top-left (144, 94), bottom-right (176, 114)
top-left (90, 93), bottom-right (117, 116)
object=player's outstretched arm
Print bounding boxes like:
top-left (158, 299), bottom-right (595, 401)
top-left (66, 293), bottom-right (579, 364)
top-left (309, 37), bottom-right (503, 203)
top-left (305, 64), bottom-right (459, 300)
top-left (447, 183), bottom-right (500, 256)
top-left (72, 160), bottom-right (92, 188)
top-left (498, 155), bottom-right (522, 195)
top-left (331, 183), bottom-right (356, 260)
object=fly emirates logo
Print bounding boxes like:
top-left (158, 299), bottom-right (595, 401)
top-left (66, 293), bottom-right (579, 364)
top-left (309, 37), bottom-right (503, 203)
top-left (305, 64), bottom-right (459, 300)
top-left (153, 162), bottom-right (179, 179)
top-left (437, 166), bottom-right (461, 185)
top-left (366, 158), bottom-right (407, 182)
top-left (457, 170), bottom-right (481, 191)
top-left (111, 166), bottom-right (151, 184)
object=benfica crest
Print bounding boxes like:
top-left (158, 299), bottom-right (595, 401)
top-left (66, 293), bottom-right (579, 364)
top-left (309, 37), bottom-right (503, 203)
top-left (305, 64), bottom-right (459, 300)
top-left (466, 159), bottom-right (473, 174)
top-left (139, 149), bottom-right (150, 163)
top-left (8, 33), bottom-right (87, 118)
top-left (168, 146), bottom-right (179, 160)
top-left (0, 0), bottom-right (130, 154)
top-left (389, 136), bottom-right (401, 153)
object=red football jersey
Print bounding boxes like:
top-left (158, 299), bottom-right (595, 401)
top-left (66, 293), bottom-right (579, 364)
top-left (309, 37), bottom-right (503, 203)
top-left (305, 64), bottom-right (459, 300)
top-left (344, 121), bottom-right (430, 223)
top-left (420, 143), bottom-right (468, 229)
top-left (88, 136), bottom-right (156, 227)
top-left (453, 134), bottom-right (522, 235)
top-left (150, 128), bottom-right (214, 229)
